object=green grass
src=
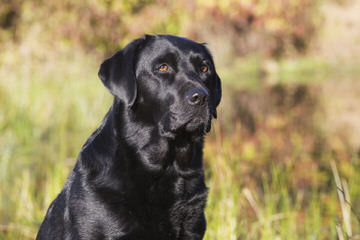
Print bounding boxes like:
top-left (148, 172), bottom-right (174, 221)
top-left (203, 123), bottom-right (360, 239)
top-left (0, 49), bottom-right (112, 239)
top-left (0, 46), bottom-right (359, 239)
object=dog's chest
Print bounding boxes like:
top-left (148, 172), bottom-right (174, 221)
top-left (131, 175), bottom-right (207, 238)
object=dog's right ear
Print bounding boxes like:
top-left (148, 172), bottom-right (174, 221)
top-left (98, 36), bottom-right (149, 108)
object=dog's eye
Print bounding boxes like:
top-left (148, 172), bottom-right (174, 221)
top-left (158, 64), bottom-right (168, 72)
top-left (200, 64), bottom-right (208, 73)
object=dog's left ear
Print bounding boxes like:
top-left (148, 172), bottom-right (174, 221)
top-left (201, 44), bottom-right (222, 118)
top-left (98, 36), bottom-right (147, 108)
top-left (211, 73), bottom-right (222, 118)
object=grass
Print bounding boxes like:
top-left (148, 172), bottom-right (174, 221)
top-left (0, 47), bottom-right (112, 239)
top-left (203, 122), bottom-right (360, 239)
top-left (0, 45), bottom-right (359, 239)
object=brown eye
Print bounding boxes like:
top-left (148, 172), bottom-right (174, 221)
top-left (159, 64), bottom-right (168, 72)
top-left (200, 64), bottom-right (208, 73)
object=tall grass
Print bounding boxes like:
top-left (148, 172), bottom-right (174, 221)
top-left (0, 46), bottom-right (111, 239)
top-left (0, 45), bottom-right (359, 239)
top-left (203, 121), bottom-right (360, 239)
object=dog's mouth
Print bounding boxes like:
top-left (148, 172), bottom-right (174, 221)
top-left (184, 117), bottom-right (209, 132)
top-left (159, 111), bottom-right (211, 139)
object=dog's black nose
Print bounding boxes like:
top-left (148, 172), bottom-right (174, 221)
top-left (186, 88), bottom-right (209, 106)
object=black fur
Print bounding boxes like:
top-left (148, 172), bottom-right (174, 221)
top-left (36, 34), bottom-right (222, 240)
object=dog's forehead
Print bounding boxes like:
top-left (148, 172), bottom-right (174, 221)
top-left (140, 35), bottom-right (207, 59)
top-left (158, 35), bottom-right (203, 49)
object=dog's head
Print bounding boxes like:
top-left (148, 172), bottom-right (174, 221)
top-left (98, 35), bottom-right (221, 138)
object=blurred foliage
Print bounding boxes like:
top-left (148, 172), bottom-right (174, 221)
top-left (0, 0), bottom-right (323, 57)
top-left (204, 81), bottom-right (360, 239)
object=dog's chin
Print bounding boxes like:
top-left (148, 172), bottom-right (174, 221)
top-left (159, 116), bottom-right (211, 140)
top-left (184, 117), bottom-right (209, 134)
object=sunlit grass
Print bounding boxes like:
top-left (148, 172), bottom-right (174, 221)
top-left (203, 125), bottom-right (360, 239)
top-left (0, 46), bottom-right (112, 239)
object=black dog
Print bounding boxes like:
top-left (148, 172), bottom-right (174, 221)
top-left (37, 34), bottom-right (221, 240)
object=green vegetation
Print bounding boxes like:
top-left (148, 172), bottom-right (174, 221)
top-left (1, 0), bottom-right (360, 239)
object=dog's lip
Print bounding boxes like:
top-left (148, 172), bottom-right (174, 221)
top-left (176, 115), bottom-right (210, 135)
top-left (159, 110), bottom-right (211, 138)
top-left (159, 117), bottom-right (199, 138)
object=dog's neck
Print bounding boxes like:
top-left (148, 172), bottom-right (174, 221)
top-left (114, 100), bottom-right (204, 175)
top-left (80, 100), bottom-right (205, 180)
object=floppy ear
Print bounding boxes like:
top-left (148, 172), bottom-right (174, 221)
top-left (98, 37), bottom-right (146, 108)
top-left (201, 44), bottom-right (222, 118)
top-left (211, 73), bottom-right (222, 118)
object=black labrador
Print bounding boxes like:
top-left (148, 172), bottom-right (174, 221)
top-left (37, 34), bottom-right (221, 240)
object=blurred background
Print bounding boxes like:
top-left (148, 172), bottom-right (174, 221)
top-left (0, 0), bottom-right (359, 239)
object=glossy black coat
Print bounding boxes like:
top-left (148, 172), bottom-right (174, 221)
top-left (37, 35), bottom-right (222, 240)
